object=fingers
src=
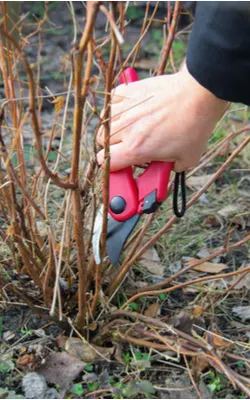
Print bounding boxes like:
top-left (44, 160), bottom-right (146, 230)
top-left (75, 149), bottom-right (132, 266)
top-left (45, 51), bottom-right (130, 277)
top-left (97, 143), bottom-right (129, 171)
top-left (173, 160), bottom-right (194, 173)
top-left (111, 85), bottom-right (129, 104)
top-left (96, 103), bottom-right (138, 146)
top-left (96, 119), bottom-right (130, 147)
top-left (97, 142), bottom-right (145, 171)
top-left (173, 161), bottom-right (185, 173)
top-left (97, 93), bottom-right (129, 146)
top-left (97, 80), bottom-right (157, 146)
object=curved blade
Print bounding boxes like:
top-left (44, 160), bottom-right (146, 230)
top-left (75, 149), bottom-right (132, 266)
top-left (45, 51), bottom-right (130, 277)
top-left (106, 214), bottom-right (140, 266)
top-left (92, 206), bottom-right (140, 266)
top-left (92, 205), bottom-right (104, 265)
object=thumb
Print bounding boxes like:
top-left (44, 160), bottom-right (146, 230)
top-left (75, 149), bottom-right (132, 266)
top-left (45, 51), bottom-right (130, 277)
top-left (97, 142), bottom-right (137, 171)
top-left (173, 160), bottom-right (186, 173)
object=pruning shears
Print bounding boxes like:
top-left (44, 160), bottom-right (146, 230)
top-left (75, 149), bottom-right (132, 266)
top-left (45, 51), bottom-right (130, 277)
top-left (92, 68), bottom-right (186, 266)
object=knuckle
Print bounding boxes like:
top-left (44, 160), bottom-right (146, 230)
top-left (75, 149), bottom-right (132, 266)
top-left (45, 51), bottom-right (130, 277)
top-left (124, 141), bottom-right (144, 162)
top-left (111, 85), bottom-right (126, 102)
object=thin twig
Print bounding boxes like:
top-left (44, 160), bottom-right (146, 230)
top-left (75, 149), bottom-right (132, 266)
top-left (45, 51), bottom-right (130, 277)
top-left (121, 256), bottom-right (250, 309)
top-left (156, 2), bottom-right (181, 75)
top-left (0, 28), bottom-right (76, 190)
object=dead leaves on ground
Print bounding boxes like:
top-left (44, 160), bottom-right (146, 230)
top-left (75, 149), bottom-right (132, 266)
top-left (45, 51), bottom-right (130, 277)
top-left (232, 306), bottom-right (250, 322)
top-left (144, 303), bottom-right (159, 318)
top-left (202, 215), bottom-right (221, 228)
top-left (16, 354), bottom-right (36, 370)
top-left (190, 354), bottom-right (210, 375)
top-left (139, 245), bottom-right (164, 276)
top-left (190, 330), bottom-right (232, 374)
top-left (182, 258), bottom-right (229, 294)
top-left (65, 337), bottom-right (114, 363)
top-left (218, 205), bottom-right (240, 217)
top-left (33, 336), bottom-right (114, 391)
top-left (36, 352), bottom-right (85, 389)
top-left (230, 265), bottom-right (250, 289)
top-left (169, 310), bottom-right (205, 335)
top-left (187, 258), bottom-right (228, 274)
top-left (205, 330), bottom-right (232, 350)
top-left (187, 174), bottom-right (215, 190)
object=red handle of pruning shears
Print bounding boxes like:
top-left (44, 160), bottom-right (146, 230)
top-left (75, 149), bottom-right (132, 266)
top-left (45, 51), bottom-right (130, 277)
top-left (108, 68), bottom-right (173, 222)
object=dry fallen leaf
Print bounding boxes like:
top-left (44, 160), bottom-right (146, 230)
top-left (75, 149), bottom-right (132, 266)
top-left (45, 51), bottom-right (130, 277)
top-left (232, 306), bottom-right (250, 322)
top-left (186, 174), bottom-right (215, 190)
top-left (139, 245), bottom-right (164, 276)
top-left (169, 310), bottom-right (204, 335)
top-left (202, 215), bottom-right (220, 228)
top-left (190, 354), bottom-right (209, 374)
top-left (6, 224), bottom-right (15, 236)
top-left (16, 354), bottom-right (36, 370)
top-left (56, 334), bottom-right (67, 349)
top-left (192, 306), bottom-right (204, 318)
top-left (65, 337), bottom-right (114, 363)
top-left (205, 330), bottom-right (232, 349)
top-left (229, 265), bottom-right (250, 289)
top-left (196, 246), bottom-right (223, 263)
top-left (19, 346), bottom-right (27, 355)
top-left (218, 205), bottom-right (239, 217)
top-left (51, 96), bottom-right (64, 116)
top-left (134, 281), bottom-right (149, 289)
top-left (37, 352), bottom-right (85, 390)
top-left (183, 286), bottom-right (200, 294)
top-left (144, 303), bottom-right (159, 318)
top-left (3, 331), bottom-right (15, 341)
top-left (187, 259), bottom-right (228, 274)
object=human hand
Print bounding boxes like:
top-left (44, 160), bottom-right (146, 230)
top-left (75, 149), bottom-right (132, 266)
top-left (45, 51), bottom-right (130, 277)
top-left (97, 65), bottom-right (228, 172)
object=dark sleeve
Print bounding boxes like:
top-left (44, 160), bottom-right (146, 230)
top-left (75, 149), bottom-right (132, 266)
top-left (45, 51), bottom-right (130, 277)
top-left (186, 1), bottom-right (250, 105)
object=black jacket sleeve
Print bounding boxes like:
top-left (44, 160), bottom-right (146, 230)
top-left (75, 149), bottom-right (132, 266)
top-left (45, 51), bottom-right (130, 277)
top-left (186, 1), bottom-right (250, 105)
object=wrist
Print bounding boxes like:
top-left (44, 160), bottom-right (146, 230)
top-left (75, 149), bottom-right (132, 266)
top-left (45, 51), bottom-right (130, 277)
top-left (182, 64), bottom-right (228, 118)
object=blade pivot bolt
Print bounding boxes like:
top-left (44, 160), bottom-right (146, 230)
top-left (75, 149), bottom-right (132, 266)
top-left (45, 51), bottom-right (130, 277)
top-left (110, 196), bottom-right (126, 214)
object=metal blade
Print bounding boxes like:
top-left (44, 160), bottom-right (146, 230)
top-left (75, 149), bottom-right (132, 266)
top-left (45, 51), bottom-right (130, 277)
top-left (92, 206), bottom-right (140, 266)
top-left (106, 214), bottom-right (140, 266)
top-left (92, 205), bottom-right (104, 265)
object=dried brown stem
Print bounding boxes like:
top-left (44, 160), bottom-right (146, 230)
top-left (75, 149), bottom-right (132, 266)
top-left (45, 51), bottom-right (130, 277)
top-left (122, 256), bottom-right (250, 309)
top-left (183, 354), bottom-right (201, 398)
top-left (131, 1), bottom-right (151, 68)
top-left (91, 263), bottom-right (102, 316)
top-left (156, 1), bottom-right (181, 75)
top-left (208, 268), bottom-right (250, 310)
top-left (110, 310), bottom-right (250, 396)
top-left (135, 231), bottom-right (250, 295)
top-left (113, 2), bottom-right (160, 85)
top-left (70, 3), bottom-right (100, 330)
top-left (117, 329), bottom-right (198, 355)
top-left (43, 241), bottom-right (55, 307)
top-left (10, 285), bottom-right (69, 330)
top-left (100, 3), bottom-right (117, 260)
top-left (0, 27), bottom-right (76, 190)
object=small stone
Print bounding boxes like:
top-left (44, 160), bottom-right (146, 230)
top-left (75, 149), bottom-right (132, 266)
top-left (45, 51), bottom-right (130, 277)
top-left (169, 261), bottom-right (182, 274)
top-left (199, 194), bottom-right (209, 204)
top-left (22, 372), bottom-right (47, 399)
top-left (84, 373), bottom-right (98, 383)
top-left (99, 370), bottom-right (109, 385)
top-left (3, 331), bottom-right (15, 341)
top-left (44, 388), bottom-right (61, 399)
